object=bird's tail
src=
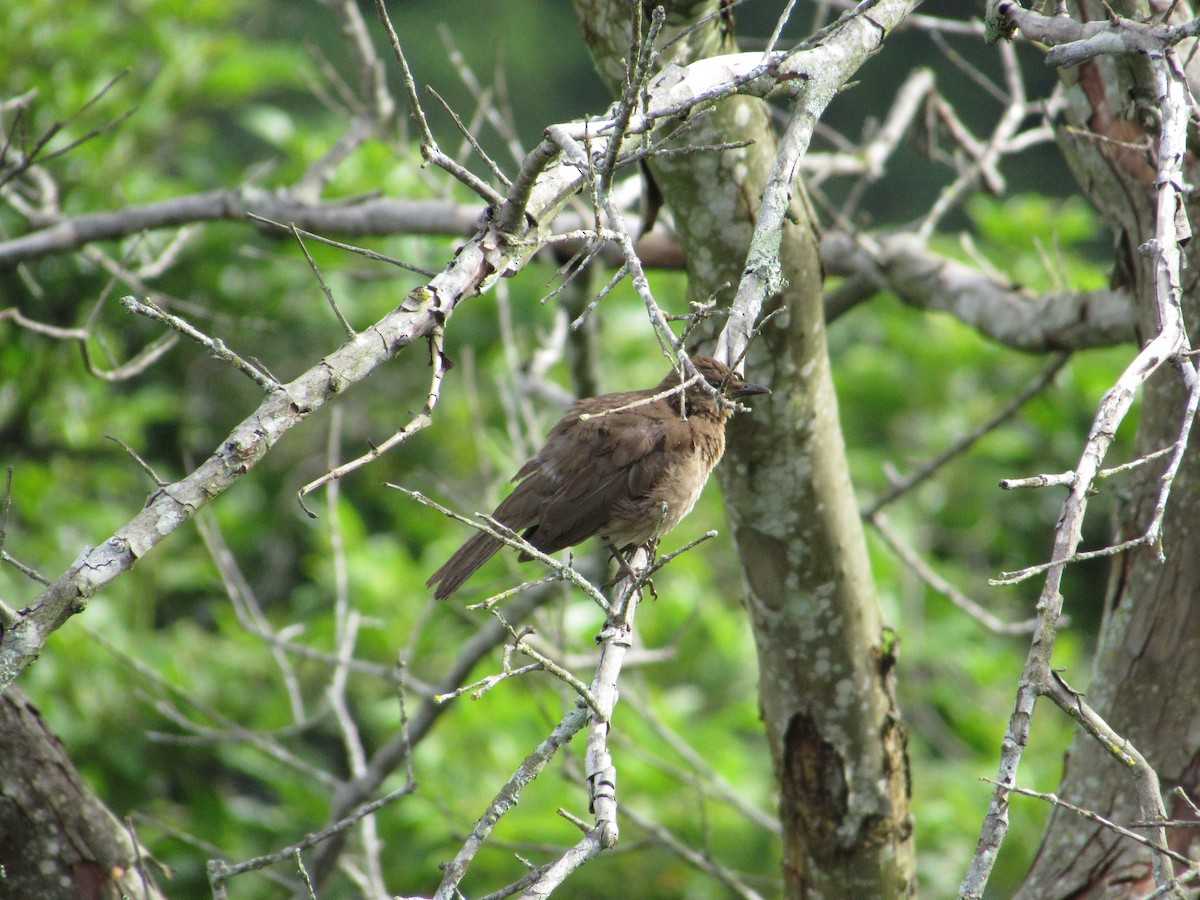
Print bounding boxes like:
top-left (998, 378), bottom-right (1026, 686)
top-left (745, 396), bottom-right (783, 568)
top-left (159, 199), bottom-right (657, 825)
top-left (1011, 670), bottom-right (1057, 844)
top-left (426, 530), bottom-right (505, 600)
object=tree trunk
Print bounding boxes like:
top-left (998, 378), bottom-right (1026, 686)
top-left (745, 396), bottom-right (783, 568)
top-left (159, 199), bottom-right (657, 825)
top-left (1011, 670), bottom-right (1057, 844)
top-left (0, 689), bottom-right (164, 900)
top-left (571, 3), bottom-right (915, 895)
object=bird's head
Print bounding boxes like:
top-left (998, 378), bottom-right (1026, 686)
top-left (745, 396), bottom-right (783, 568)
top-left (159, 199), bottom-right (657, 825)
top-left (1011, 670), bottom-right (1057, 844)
top-left (661, 355), bottom-right (771, 414)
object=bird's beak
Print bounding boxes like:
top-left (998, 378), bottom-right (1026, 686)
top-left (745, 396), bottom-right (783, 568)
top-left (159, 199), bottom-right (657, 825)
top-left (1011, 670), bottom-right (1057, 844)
top-left (728, 379), bottom-right (770, 399)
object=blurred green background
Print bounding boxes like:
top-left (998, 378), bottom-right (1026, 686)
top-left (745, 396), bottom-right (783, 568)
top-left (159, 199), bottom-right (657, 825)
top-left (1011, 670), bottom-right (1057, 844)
top-left (1, 1), bottom-right (1126, 897)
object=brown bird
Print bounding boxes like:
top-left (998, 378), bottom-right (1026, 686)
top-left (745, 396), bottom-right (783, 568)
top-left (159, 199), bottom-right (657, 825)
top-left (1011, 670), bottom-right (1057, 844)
top-left (427, 355), bottom-right (769, 600)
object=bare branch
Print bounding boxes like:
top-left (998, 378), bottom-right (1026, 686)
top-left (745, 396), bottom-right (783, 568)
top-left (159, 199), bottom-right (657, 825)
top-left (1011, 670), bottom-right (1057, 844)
top-left (984, 1), bottom-right (1200, 65)
top-left (294, 0), bottom-right (395, 200)
top-left (871, 512), bottom-right (1040, 635)
top-left (432, 704), bottom-right (592, 899)
top-left (623, 804), bottom-right (769, 900)
top-left (0, 72), bottom-right (135, 191)
top-left (1041, 672), bottom-right (1179, 881)
top-left (1000, 445), bottom-right (1176, 490)
top-left (426, 85), bottom-right (511, 187)
top-left (822, 228), bottom-right (1136, 349)
top-left (984, 779), bottom-right (1192, 869)
top-left (371, 0), bottom-right (505, 206)
top-left (248, 213), bottom-right (439, 277)
top-left (0, 192), bottom-right (477, 269)
top-left (715, 0), bottom-right (924, 367)
top-left (121, 296), bottom-right (279, 391)
top-left (0, 163), bottom-right (576, 686)
top-left (206, 782), bottom-right (416, 893)
top-left (289, 225), bottom-right (356, 337)
top-left (961, 44), bottom-right (1195, 899)
top-left (802, 67), bottom-right (933, 187)
top-left (0, 305), bottom-right (181, 381)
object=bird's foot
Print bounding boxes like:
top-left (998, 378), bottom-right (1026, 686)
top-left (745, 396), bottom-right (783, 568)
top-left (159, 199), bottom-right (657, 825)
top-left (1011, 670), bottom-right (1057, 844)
top-left (601, 543), bottom-right (637, 589)
top-left (601, 542), bottom-right (659, 598)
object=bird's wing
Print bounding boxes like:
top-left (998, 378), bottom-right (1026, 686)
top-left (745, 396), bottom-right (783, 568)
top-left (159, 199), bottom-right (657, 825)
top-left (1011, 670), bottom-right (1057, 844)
top-left (511, 401), bottom-right (693, 553)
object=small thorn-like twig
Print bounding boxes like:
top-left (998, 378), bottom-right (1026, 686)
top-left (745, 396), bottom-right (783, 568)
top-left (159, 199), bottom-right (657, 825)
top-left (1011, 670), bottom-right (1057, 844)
top-left (557, 808), bottom-right (591, 833)
top-left (289, 224), bottom-right (355, 338)
top-left (105, 436), bottom-right (168, 487)
top-left (636, 530), bottom-right (718, 586)
top-left (247, 213), bottom-right (437, 277)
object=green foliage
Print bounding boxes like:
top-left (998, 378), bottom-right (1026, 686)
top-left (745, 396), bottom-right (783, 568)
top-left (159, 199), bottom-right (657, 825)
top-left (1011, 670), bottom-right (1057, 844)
top-left (966, 193), bottom-right (1108, 291)
top-left (1, 3), bottom-right (1131, 898)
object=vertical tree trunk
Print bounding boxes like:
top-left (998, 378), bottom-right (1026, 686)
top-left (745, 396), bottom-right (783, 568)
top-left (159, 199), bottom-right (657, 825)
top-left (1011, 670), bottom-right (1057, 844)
top-left (1019, 7), bottom-right (1200, 894)
top-left (571, 4), bottom-right (915, 895)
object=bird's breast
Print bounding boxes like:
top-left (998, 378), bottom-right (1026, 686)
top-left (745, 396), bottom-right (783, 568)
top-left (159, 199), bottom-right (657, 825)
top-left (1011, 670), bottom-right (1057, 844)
top-left (599, 413), bottom-right (726, 548)
top-left (666, 420), bottom-right (725, 517)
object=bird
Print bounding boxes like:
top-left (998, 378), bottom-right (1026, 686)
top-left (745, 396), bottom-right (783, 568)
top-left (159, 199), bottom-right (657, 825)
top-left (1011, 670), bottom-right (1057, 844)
top-left (427, 355), bottom-right (770, 600)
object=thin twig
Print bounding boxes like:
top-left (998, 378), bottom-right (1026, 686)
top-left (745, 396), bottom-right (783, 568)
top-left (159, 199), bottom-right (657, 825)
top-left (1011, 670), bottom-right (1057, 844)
top-left (289, 225), bottom-right (356, 337)
top-left (0, 467), bottom-right (21, 628)
top-left (298, 327), bottom-right (448, 511)
top-left (598, 6), bottom-right (664, 193)
top-left (436, 24), bottom-right (527, 168)
top-left (986, 779), bottom-right (1193, 869)
top-left (88, 628), bottom-right (339, 787)
top-left (0, 551), bottom-right (48, 586)
top-left (432, 704), bottom-right (592, 899)
top-left (0, 307), bottom-right (180, 381)
top-left (622, 804), bottom-right (768, 900)
top-left (206, 783), bottom-right (416, 889)
top-left (864, 354), bottom-right (1069, 517)
top-left (872, 512), bottom-right (1040, 635)
top-left (547, 124), bottom-right (682, 359)
top-left (247, 213), bottom-right (438, 277)
top-left (392, 486), bottom-right (610, 611)
top-left (1000, 445), bottom-right (1175, 490)
top-left (371, 0), bottom-right (504, 206)
top-left (426, 85), bottom-right (510, 187)
top-left (0, 72), bottom-right (137, 190)
top-left (104, 436), bottom-right (168, 487)
top-left (621, 687), bottom-right (781, 834)
top-left (1042, 671), bottom-right (1177, 877)
top-left (120, 296), bottom-right (279, 391)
